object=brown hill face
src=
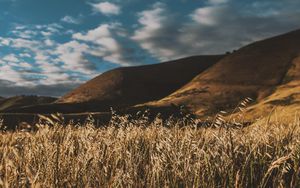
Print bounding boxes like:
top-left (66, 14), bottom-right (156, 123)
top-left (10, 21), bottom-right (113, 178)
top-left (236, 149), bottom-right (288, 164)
top-left (147, 29), bottom-right (300, 117)
top-left (238, 55), bottom-right (300, 123)
top-left (0, 96), bottom-right (57, 112)
top-left (56, 55), bottom-right (224, 109)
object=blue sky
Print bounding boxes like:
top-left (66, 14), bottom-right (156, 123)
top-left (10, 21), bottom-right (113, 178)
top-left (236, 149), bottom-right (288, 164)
top-left (0, 0), bottom-right (300, 97)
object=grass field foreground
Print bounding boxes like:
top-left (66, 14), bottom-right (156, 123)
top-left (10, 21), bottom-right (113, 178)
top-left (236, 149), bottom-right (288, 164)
top-left (0, 114), bottom-right (300, 187)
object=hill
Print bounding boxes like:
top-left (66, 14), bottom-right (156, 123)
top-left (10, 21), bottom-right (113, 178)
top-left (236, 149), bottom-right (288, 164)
top-left (57, 55), bottom-right (224, 108)
top-left (6, 55), bottom-right (223, 114)
top-left (5, 29), bottom-right (300, 123)
top-left (145, 29), bottom-right (300, 119)
top-left (0, 96), bottom-right (57, 112)
top-left (239, 55), bottom-right (300, 123)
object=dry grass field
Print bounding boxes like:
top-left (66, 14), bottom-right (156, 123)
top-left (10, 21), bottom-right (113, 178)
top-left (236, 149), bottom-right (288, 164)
top-left (0, 111), bottom-right (300, 187)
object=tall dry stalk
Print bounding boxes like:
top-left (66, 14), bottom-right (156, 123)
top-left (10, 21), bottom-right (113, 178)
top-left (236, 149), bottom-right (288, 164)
top-left (0, 112), bottom-right (299, 187)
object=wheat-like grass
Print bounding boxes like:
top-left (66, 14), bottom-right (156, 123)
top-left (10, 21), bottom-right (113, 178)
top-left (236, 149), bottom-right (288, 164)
top-left (0, 113), bottom-right (299, 187)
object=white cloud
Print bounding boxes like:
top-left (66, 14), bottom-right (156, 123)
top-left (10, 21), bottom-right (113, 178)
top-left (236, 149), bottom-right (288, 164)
top-left (40, 72), bottom-right (71, 85)
top-left (11, 29), bottom-right (38, 39)
top-left (0, 36), bottom-right (93, 87)
top-left (191, 6), bottom-right (226, 26)
top-left (19, 62), bottom-right (32, 69)
top-left (56, 40), bottom-right (93, 73)
top-left (34, 52), bottom-right (49, 62)
top-left (34, 23), bottom-right (62, 36)
top-left (3, 54), bottom-right (19, 63)
top-left (44, 39), bottom-right (55, 46)
top-left (0, 22), bottom-right (96, 92)
top-left (0, 64), bottom-right (30, 86)
top-left (61, 15), bottom-right (80, 24)
top-left (35, 23), bottom-right (62, 30)
top-left (73, 23), bottom-right (133, 65)
top-left (0, 37), bottom-right (10, 46)
top-left (19, 53), bottom-right (31, 58)
top-left (9, 38), bottom-right (40, 52)
top-left (41, 31), bottom-right (52, 37)
top-left (15, 25), bottom-right (26, 30)
top-left (91, 2), bottom-right (120, 15)
top-left (132, 3), bottom-right (166, 40)
top-left (131, 3), bottom-right (179, 60)
top-left (73, 24), bottom-right (112, 41)
top-left (131, 1), bottom-right (300, 62)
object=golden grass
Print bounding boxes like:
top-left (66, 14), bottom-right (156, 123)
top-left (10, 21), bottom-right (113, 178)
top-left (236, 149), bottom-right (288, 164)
top-left (0, 113), bottom-right (300, 187)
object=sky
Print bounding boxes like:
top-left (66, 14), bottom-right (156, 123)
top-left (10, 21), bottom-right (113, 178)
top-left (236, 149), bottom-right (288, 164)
top-left (0, 0), bottom-right (300, 97)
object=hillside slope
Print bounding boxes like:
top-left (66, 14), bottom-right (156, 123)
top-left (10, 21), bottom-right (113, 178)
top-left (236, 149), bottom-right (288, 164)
top-left (6, 55), bottom-right (223, 114)
top-left (57, 55), bottom-right (224, 108)
top-left (239, 55), bottom-right (300, 123)
top-left (146, 29), bottom-right (300, 118)
top-left (0, 96), bottom-right (57, 112)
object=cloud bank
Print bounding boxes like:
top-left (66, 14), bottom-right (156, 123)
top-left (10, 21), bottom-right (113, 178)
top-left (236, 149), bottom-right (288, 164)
top-left (1, 0), bottom-right (300, 97)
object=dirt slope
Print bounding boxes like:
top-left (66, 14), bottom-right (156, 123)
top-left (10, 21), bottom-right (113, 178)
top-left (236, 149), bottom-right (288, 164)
top-left (146, 29), bottom-right (300, 118)
top-left (56, 55), bottom-right (224, 108)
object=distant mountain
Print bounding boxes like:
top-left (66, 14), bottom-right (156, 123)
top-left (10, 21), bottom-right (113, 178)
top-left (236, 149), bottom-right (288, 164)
top-left (145, 29), bottom-right (300, 119)
top-left (0, 96), bottom-right (57, 112)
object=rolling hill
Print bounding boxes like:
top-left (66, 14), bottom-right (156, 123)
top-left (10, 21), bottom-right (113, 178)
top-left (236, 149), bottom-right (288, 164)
top-left (239, 55), bottom-right (300, 123)
top-left (5, 55), bottom-right (223, 114)
top-left (0, 96), bottom-right (57, 112)
top-left (4, 29), bottom-right (300, 124)
top-left (57, 55), bottom-right (224, 106)
top-left (145, 29), bottom-right (300, 119)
